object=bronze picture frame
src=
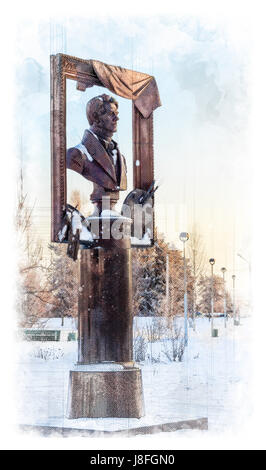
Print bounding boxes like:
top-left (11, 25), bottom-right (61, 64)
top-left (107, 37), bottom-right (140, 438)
top-left (50, 53), bottom-right (157, 243)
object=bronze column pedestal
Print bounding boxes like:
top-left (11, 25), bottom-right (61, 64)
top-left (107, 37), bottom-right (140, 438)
top-left (78, 241), bottom-right (133, 364)
top-left (67, 216), bottom-right (144, 419)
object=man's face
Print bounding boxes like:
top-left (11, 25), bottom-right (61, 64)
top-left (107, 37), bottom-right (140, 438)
top-left (98, 102), bottom-right (119, 134)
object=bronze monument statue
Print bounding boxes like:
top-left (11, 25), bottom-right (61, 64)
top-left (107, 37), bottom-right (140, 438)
top-left (66, 93), bottom-right (144, 418)
top-left (50, 54), bottom-right (161, 419)
top-left (67, 94), bottom-right (127, 214)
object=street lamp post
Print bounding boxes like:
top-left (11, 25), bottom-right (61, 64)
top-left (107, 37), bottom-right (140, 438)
top-left (179, 232), bottom-right (189, 346)
top-left (209, 258), bottom-right (217, 337)
top-left (221, 267), bottom-right (227, 328)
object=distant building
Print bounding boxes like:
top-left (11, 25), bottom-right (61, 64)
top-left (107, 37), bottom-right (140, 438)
top-left (22, 317), bottom-right (78, 342)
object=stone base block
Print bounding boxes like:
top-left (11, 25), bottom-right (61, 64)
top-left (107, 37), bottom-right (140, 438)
top-left (20, 418), bottom-right (208, 437)
top-left (67, 367), bottom-right (144, 419)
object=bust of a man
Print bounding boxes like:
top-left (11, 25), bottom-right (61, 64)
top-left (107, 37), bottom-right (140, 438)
top-left (67, 94), bottom-right (127, 214)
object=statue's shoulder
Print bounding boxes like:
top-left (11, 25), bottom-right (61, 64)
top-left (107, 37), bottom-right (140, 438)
top-left (67, 146), bottom-right (81, 156)
top-left (66, 145), bottom-right (86, 173)
top-left (67, 129), bottom-right (95, 163)
top-left (67, 145), bottom-right (83, 160)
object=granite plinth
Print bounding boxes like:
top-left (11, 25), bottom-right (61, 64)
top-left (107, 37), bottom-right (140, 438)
top-left (67, 367), bottom-right (144, 419)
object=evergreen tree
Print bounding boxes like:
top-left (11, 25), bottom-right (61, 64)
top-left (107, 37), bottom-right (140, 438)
top-left (132, 232), bottom-right (194, 317)
top-left (132, 234), bottom-right (168, 316)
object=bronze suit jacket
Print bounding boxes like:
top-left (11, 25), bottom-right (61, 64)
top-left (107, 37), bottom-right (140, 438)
top-left (67, 129), bottom-right (127, 203)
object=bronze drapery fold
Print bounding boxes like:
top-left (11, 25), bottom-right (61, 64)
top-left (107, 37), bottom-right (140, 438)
top-left (91, 60), bottom-right (161, 118)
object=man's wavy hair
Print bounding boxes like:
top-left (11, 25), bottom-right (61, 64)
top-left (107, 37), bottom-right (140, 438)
top-left (86, 94), bottom-right (118, 126)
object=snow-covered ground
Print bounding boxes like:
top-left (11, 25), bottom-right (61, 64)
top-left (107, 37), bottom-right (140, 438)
top-left (16, 317), bottom-right (252, 437)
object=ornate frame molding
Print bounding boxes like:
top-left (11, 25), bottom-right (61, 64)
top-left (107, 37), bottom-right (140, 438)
top-left (50, 53), bottom-right (154, 242)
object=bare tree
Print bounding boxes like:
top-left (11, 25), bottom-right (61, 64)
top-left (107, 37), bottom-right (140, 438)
top-left (16, 172), bottom-right (83, 329)
top-left (16, 170), bottom-right (50, 327)
top-left (187, 226), bottom-right (208, 327)
top-left (198, 274), bottom-right (233, 315)
top-left (46, 243), bottom-right (79, 325)
top-left (69, 189), bottom-right (89, 215)
top-left (144, 317), bottom-right (166, 343)
top-left (166, 248), bottom-right (194, 320)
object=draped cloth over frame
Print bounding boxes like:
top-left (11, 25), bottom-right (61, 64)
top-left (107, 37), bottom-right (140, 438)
top-left (76, 60), bottom-right (161, 119)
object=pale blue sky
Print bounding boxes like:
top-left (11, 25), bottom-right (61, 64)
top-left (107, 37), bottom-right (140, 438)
top-left (15, 14), bottom-right (251, 304)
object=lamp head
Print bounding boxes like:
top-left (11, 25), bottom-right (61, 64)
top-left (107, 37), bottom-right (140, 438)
top-left (209, 258), bottom-right (215, 265)
top-left (221, 267), bottom-right (227, 273)
top-left (179, 232), bottom-right (189, 242)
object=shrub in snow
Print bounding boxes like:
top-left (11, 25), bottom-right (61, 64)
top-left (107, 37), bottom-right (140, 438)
top-left (146, 352), bottom-right (161, 363)
top-left (30, 346), bottom-right (64, 361)
top-left (162, 324), bottom-right (185, 362)
top-left (133, 334), bottom-right (147, 362)
top-left (143, 317), bottom-right (166, 343)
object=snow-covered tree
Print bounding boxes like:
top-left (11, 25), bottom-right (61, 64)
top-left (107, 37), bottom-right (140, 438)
top-left (132, 233), bottom-right (169, 316)
top-left (197, 274), bottom-right (233, 314)
top-left (132, 232), bottom-right (194, 317)
top-left (46, 243), bottom-right (79, 325)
